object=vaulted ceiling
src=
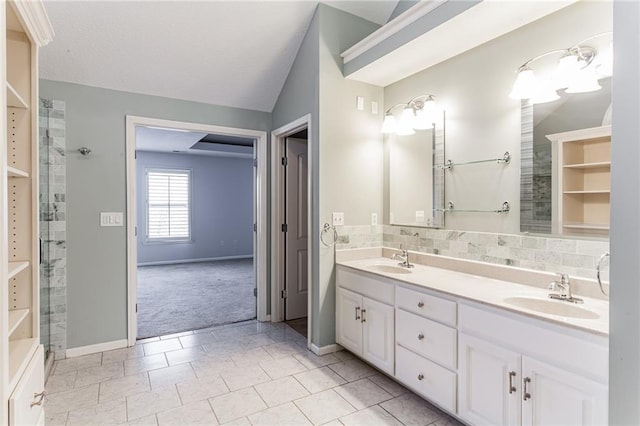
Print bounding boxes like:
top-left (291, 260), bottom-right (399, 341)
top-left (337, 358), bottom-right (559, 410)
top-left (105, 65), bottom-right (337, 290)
top-left (40, 1), bottom-right (399, 112)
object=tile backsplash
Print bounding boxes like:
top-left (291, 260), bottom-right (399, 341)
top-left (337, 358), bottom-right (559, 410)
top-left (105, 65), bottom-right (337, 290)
top-left (335, 224), bottom-right (609, 282)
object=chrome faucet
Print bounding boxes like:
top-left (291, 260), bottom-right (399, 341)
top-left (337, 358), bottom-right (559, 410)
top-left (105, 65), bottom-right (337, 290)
top-left (548, 273), bottom-right (583, 304)
top-left (392, 247), bottom-right (414, 268)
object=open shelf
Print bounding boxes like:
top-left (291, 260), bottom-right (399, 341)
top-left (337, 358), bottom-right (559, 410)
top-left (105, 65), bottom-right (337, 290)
top-left (8, 261), bottom-right (29, 280)
top-left (6, 81), bottom-right (28, 109)
top-left (563, 190), bottom-right (611, 194)
top-left (8, 338), bottom-right (38, 391)
top-left (564, 161), bottom-right (611, 169)
top-left (563, 223), bottom-right (610, 230)
top-left (8, 309), bottom-right (29, 336)
top-left (7, 166), bottom-right (29, 178)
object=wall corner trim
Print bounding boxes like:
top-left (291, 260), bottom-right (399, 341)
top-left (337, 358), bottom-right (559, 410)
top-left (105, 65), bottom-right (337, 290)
top-left (65, 339), bottom-right (128, 358)
top-left (310, 343), bottom-right (342, 356)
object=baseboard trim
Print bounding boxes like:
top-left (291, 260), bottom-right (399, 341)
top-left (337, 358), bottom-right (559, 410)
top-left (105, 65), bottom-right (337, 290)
top-left (66, 339), bottom-right (128, 358)
top-left (138, 255), bottom-right (253, 267)
top-left (310, 343), bottom-right (343, 356)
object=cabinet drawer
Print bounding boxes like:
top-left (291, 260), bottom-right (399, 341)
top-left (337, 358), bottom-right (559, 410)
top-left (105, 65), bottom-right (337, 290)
top-left (396, 345), bottom-right (457, 413)
top-left (396, 286), bottom-right (456, 326)
top-left (337, 266), bottom-right (395, 303)
top-left (397, 309), bottom-right (457, 370)
top-left (9, 345), bottom-right (45, 426)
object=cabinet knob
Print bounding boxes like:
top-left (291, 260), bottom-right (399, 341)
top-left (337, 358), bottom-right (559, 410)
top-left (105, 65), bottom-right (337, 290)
top-left (418, 333), bottom-right (425, 340)
top-left (417, 373), bottom-right (424, 381)
top-left (417, 301), bottom-right (424, 308)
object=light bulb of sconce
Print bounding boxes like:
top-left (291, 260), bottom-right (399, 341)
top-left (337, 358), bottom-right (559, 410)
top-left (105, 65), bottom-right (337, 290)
top-left (553, 54), bottom-right (583, 89)
top-left (414, 97), bottom-right (437, 129)
top-left (396, 106), bottom-right (416, 135)
top-left (509, 68), bottom-right (536, 99)
top-left (595, 42), bottom-right (613, 78)
top-left (381, 113), bottom-right (397, 134)
top-left (565, 65), bottom-right (602, 94)
top-left (531, 79), bottom-right (560, 104)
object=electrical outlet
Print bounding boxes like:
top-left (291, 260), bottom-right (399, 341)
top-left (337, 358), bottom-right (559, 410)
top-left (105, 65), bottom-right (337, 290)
top-left (356, 96), bottom-right (364, 111)
top-left (371, 101), bottom-right (378, 114)
top-left (332, 212), bottom-right (345, 226)
top-left (371, 213), bottom-right (378, 225)
top-left (416, 210), bottom-right (425, 223)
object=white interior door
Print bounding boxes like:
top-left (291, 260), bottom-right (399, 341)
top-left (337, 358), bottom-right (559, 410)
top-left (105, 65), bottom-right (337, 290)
top-left (284, 137), bottom-right (308, 320)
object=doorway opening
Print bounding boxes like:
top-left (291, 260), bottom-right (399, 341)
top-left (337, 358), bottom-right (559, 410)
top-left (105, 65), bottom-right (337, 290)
top-left (271, 115), bottom-right (312, 345)
top-left (126, 116), bottom-right (268, 345)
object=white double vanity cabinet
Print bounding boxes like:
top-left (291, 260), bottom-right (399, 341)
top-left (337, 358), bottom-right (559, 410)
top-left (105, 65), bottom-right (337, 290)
top-left (335, 251), bottom-right (609, 426)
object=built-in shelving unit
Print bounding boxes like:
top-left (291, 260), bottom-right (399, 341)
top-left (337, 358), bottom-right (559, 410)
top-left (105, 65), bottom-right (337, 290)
top-left (2, 1), bottom-right (54, 425)
top-left (547, 125), bottom-right (611, 237)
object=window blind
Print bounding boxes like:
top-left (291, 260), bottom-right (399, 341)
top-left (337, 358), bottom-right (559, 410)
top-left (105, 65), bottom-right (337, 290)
top-left (146, 169), bottom-right (190, 240)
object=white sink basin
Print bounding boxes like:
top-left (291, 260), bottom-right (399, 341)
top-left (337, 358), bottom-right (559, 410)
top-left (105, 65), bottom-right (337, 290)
top-left (503, 296), bottom-right (599, 319)
top-left (366, 264), bottom-right (413, 275)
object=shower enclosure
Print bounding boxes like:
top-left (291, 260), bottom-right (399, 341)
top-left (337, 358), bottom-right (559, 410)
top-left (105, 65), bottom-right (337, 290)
top-left (39, 99), bottom-right (67, 375)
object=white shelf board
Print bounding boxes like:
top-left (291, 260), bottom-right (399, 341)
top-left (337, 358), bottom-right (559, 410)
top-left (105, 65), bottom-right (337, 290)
top-left (8, 309), bottom-right (29, 336)
top-left (563, 190), bottom-right (611, 194)
top-left (8, 338), bottom-right (38, 391)
top-left (564, 162), bottom-right (611, 169)
top-left (564, 223), bottom-right (610, 230)
top-left (7, 166), bottom-right (29, 178)
top-left (8, 261), bottom-right (29, 280)
top-left (6, 81), bottom-right (29, 109)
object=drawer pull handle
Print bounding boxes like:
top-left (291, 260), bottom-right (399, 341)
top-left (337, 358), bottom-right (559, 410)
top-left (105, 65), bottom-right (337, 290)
top-left (508, 371), bottom-right (516, 394)
top-left (418, 333), bottom-right (425, 340)
top-left (355, 306), bottom-right (360, 321)
top-left (417, 301), bottom-right (424, 308)
top-left (417, 373), bottom-right (424, 381)
top-left (361, 309), bottom-right (366, 323)
top-left (523, 377), bottom-right (531, 401)
top-left (31, 391), bottom-right (45, 408)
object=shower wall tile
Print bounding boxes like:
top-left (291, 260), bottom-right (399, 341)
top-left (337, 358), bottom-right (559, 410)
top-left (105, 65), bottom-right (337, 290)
top-left (40, 99), bottom-right (67, 360)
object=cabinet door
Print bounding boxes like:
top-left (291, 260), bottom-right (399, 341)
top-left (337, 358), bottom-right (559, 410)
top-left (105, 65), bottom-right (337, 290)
top-left (458, 333), bottom-right (521, 426)
top-left (522, 357), bottom-right (608, 426)
top-left (362, 297), bottom-right (394, 375)
top-left (336, 287), bottom-right (363, 355)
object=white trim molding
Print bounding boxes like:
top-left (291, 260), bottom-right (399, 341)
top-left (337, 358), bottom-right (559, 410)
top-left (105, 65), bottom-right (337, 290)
top-left (65, 339), bottom-right (128, 358)
top-left (10, 0), bottom-right (55, 47)
top-left (126, 115), bottom-right (268, 347)
top-left (311, 343), bottom-right (343, 356)
top-left (138, 255), bottom-right (253, 267)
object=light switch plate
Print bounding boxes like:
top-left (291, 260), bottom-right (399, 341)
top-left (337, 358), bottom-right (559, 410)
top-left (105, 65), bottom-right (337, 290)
top-left (356, 96), bottom-right (364, 111)
top-left (371, 101), bottom-right (378, 114)
top-left (100, 212), bottom-right (123, 227)
top-left (332, 212), bottom-right (345, 226)
top-left (416, 210), bottom-right (425, 223)
top-left (371, 213), bottom-right (378, 225)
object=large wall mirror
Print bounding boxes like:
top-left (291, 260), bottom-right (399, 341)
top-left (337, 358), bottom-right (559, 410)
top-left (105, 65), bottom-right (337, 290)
top-left (389, 113), bottom-right (445, 228)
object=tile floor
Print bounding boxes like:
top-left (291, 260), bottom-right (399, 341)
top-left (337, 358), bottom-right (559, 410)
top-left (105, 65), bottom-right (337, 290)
top-left (44, 320), bottom-right (463, 425)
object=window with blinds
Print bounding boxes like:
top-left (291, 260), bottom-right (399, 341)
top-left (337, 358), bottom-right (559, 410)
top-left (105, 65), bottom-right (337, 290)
top-left (146, 168), bottom-right (191, 241)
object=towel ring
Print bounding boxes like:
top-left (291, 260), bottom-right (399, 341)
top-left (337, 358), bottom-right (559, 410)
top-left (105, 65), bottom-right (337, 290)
top-left (596, 251), bottom-right (609, 296)
top-left (321, 223), bottom-right (338, 247)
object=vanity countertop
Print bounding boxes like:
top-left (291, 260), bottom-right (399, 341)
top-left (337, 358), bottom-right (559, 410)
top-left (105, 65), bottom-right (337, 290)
top-left (336, 255), bottom-right (609, 337)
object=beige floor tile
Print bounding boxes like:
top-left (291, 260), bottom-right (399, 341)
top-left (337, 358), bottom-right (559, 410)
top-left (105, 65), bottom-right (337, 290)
top-left (103, 346), bottom-right (145, 365)
top-left (220, 364), bottom-right (271, 391)
top-left (124, 353), bottom-right (168, 375)
top-left (368, 374), bottom-right (409, 397)
top-left (240, 333), bottom-right (277, 349)
top-left (148, 363), bottom-right (196, 389)
top-left (379, 393), bottom-right (445, 426)
top-left (263, 341), bottom-right (307, 359)
top-left (45, 370), bottom-right (77, 394)
top-left (294, 389), bottom-right (356, 425)
top-left (328, 359), bottom-right (376, 382)
top-left (126, 385), bottom-right (182, 421)
top-left (219, 416), bottom-right (251, 425)
top-left (191, 355), bottom-right (236, 379)
top-left (432, 415), bottom-right (464, 426)
top-left (333, 351), bottom-right (356, 362)
top-left (202, 340), bottom-right (246, 357)
top-left (45, 411), bottom-right (69, 426)
top-left (254, 376), bottom-right (310, 407)
top-left (165, 345), bottom-right (207, 365)
top-left (136, 336), bottom-right (160, 344)
top-left (334, 378), bottom-right (393, 410)
top-left (248, 401), bottom-right (312, 425)
top-left (67, 397), bottom-right (127, 425)
top-left (229, 346), bottom-right (274, 366)
top-left (294, 366), bottom-right (347, 394)
top-left (209, 387), bottom-right (267, 424)
top-left (339, 405), bottom-right (404, 426)
top-left (177, 375), bottom-right (230, 404)
top-left (179, 332), bottom-right (218, 348)
top-left (160, 330), bottom-right (194, 340)
top-left (119, 414), bottom-right (158, 425)
top-left (259, 355), bottom-right (308, 379)
top-left (75, 362), bottom-right (125, 388)
top-left (54, 353), bottom-right (102, 375)
top-left (293, 352), bottom-right (340, 370)
top-left (143, 338), bottom-right (183, 356)
top-left (45, 384), bottom-right (100, 414)
top-left (99, 373), bottom-right (151, 403)
top-left (156, 400), bottom-right (219, 425)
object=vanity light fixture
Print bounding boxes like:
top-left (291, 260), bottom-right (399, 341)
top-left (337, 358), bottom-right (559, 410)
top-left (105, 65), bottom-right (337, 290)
top-left (381, 94), bottom-right (437, 135)
top-left (509, 32), bottom-right (612, 104)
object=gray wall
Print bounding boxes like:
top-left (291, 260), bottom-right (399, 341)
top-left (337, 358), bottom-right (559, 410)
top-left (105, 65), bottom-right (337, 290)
top-left (39, 80), bottom-right (270, 349)
top-left (610, 1), bottom-right (640, 423)
top-left (383, 1), bottom-right (612, 234)
top-left (136, 151), bottom-right (253, 265)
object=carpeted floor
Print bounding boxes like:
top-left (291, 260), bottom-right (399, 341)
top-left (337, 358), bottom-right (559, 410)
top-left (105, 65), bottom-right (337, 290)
top-left (137, 259), bottom-right (255, 338)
